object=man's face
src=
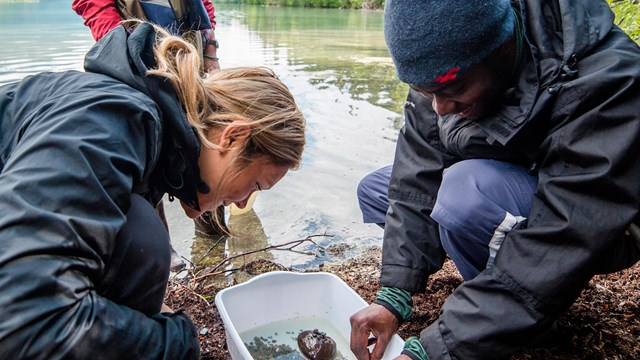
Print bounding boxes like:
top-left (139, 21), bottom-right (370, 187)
top-left (409, 60), bottom-right (507, 120)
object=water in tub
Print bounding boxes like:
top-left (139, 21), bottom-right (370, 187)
top-left (241, 317), bottom-right (354, 360)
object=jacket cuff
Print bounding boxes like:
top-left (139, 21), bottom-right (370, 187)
top-left (374, 286), bottom-right (413, 323)
top-left (402, 336), bottom-right (429, 360)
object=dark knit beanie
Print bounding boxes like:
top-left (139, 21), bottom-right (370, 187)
top-left (384, 0), bottom-right (515, 85)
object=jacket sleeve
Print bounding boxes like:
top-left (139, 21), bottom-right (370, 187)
top-left (203, 0), bottom-right (216, 28)
top-left (381, 90), bottom-right (531, 293)
top-left (72, 0), bottom-right (122, 41)
top-left (380, 90), bottom-right (458, 292)
top-left (420, 27), bottom-right (640, 359)
top-left (0, 76), bottom-right (198, 359)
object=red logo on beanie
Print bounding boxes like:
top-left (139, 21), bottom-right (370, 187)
top-left (434, 67), bottom-right (460, 84)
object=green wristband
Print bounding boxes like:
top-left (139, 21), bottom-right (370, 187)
top-left (374, 286), bottom-right (413, 322)
top-left (402, 337), bottom-right (429, 360)
top-left (203, 54), bottom-right (219, 61)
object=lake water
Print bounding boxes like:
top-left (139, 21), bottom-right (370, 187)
top-left (0, 0), bottom-right (407, 270)
top-left (241, 317), bottom-right (353, 360)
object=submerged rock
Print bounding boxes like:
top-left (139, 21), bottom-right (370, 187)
top-left (297, 329), bottom-right (337, 360)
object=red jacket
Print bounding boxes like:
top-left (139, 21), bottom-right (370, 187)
top-left (72, 0), bottom-right (216, 41)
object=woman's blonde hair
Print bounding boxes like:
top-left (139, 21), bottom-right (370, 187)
top-left (146, 24), bottom-right (306, 226)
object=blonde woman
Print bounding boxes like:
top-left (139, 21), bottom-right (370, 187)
top-left (0, 23), bottom-right (305, 359)
top-left (73, 0), bottom-right (223, 273)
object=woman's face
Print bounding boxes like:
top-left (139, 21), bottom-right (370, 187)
top-left (180, 122), bottom-right (290, 219)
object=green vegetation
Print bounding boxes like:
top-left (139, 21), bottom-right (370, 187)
top-left (609, 0), bottom-right (640, 43)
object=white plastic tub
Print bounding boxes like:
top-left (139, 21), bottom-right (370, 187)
top-left (214, 271), bottom-right (405, 359)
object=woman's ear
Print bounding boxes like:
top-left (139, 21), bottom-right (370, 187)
top-left (218, 120), bottom-right (252, 151)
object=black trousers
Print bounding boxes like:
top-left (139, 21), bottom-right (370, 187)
top-left (99, 194), bottom-right (171, 316)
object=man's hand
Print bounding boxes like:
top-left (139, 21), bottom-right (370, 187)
top-left (350, 303), bottom-right (400, 360)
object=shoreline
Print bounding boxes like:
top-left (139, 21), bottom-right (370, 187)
top-left (166, 246), bottom-right (640, 359)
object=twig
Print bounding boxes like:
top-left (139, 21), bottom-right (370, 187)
top-left (195, 235), bottom-right (228, 263)
top-left (193, 233), bottom-right (332, 282)
top-left (169, 278), bottom-right (211, 306)
top-left (202, 268), bottom-right (243, 290)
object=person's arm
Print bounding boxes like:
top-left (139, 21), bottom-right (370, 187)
top-left (350, 90), bottom-right (458, 360)
top-left (380, 90), bottom-right (457, 293)
top-left (72, 0), bottom-right (122, 41)
top-left (202, 28), bottom-right (219, 71)
top-left (419, 27), bottom-right (640, 360)
top-left (201, 0), bottom-right (219, 71)
top-left (202, 0), bottom-right (216, 28)
top-left (0, 74), bottom-right (199, 359)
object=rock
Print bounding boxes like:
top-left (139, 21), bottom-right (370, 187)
top-left (296, 329), bottom-right (337, 360)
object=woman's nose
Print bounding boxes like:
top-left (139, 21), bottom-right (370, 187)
top-left (432, 95), bottom-right (458, 116)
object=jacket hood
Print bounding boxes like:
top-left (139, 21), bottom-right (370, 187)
top-left (84, 24), bottom-right (209, 210)
top-left (474, 0), bottom-right (615, 149)
top-left (557, 0), bottom-right (613, 60)
top-left (521, 0), bottom-right (613, 63)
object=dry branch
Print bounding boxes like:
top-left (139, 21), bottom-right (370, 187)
top-left (192, 234), bottom-right (332, 282)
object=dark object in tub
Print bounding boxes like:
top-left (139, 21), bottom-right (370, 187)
top-left (297, 329), bottom-right (337, 360)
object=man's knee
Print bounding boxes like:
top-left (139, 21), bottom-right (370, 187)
top-left (433, 160), bottom-right (537, 279)
top-left (434, 160), bottom-right (492, 234)
top-left (433, 159), bottom-right (535, 235)
top-left (356, 175), bottom-right (374, 205)
top-left (357, 168), bottom-right (389, 203)
top-left (357, 165), bottom-right (392, 225)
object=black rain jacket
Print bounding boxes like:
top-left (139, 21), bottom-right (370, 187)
top-left (381, 0), bottom-right (640, 358)
top-left (0, 24), bottom-right (204, 359)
